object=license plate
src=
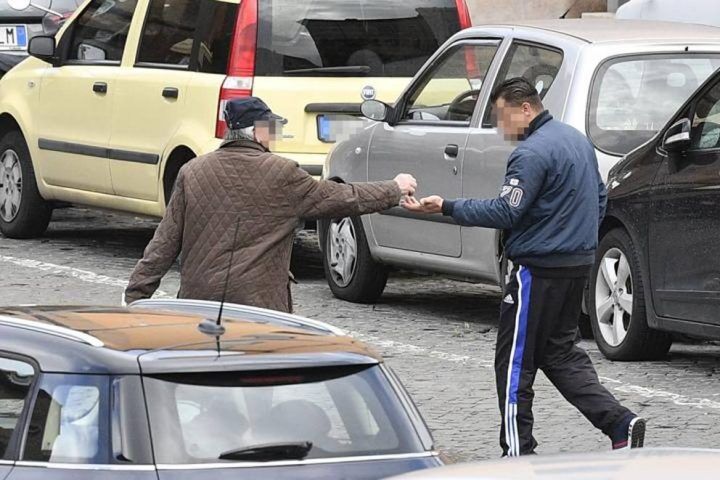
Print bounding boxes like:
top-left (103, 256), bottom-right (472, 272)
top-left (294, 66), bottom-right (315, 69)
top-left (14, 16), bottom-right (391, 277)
top-left (317, 114), bottom-right (367, 143)
top-left (0, 25), bottom-right (27, 50)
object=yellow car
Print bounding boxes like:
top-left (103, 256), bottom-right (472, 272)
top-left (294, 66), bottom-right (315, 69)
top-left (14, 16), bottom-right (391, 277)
top-left (0, 0), bottom-right (471, 238)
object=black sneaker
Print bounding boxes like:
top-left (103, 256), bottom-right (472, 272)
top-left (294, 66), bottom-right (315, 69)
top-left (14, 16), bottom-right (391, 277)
top-left (613, 417), bottom-right (646, 450)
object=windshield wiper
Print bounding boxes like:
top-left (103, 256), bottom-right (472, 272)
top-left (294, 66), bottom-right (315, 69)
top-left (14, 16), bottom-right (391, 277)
top-left (284, 66), bottom-right (371, 75)
top-left (218, 441), bottom-right (313, 462)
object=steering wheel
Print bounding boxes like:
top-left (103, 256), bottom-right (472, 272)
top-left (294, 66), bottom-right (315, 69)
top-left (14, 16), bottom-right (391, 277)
top-left (447, 89), bottom-right (481, 121)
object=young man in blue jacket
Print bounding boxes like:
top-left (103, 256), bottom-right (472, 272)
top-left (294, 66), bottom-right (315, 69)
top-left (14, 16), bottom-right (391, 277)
top-left (404, 78), bottom-right (645, 457)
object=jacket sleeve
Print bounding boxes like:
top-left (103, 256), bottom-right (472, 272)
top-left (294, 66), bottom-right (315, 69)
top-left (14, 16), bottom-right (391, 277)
top-left (441, 148), bottom-right (546, 229)
top-left (283, 163), bottom-right (402, 220)
top-left (124, 168), bottom-right (187, 304)
top-left (598, 173), bottom-right (608, 224)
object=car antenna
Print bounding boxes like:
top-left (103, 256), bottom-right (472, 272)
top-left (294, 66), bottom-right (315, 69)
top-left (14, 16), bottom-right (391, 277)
top-left (198, 218), bottom-right (241, 337)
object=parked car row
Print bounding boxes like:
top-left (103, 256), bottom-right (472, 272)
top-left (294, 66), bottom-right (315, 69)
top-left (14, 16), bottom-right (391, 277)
top-left (0, 0), bottom-right (470, 238)
top-left (321, 19), bottom-right (720, 360)
top-left (0, 0), bottom-right (718, 364)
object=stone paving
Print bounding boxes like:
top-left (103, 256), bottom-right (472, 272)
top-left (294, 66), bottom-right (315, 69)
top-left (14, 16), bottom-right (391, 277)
top-left (2, 208), bottom-right (720, 461)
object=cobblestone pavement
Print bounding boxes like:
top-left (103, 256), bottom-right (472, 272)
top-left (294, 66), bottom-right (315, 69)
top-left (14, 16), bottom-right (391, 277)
top-left (1, 209), bottom-right (720, 461)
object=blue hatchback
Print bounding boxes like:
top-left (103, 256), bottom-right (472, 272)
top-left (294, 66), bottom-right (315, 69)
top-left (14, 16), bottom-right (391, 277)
top-left (0, 300), bottom-right (441, 479)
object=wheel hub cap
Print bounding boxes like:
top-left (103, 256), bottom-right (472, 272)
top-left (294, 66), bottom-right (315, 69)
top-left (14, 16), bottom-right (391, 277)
top-left (327, 218), bottom-right (357, 288)
top-left (0, 149), bottom-right (22, 222)
top-left (595, 247), bottom-right (633, 347)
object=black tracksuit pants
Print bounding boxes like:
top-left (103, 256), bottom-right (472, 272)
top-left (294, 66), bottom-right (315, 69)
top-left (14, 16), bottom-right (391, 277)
top-left (495, 264), bottom-right (632, 456)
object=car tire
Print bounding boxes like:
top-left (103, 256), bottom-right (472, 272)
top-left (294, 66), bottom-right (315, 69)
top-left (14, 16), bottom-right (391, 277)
top-left (321, 216), bottom-right (388, 303)
top-left (0, 131), bottom-right (51, 239)
top-left (589, 228), bottom-right (671, 361)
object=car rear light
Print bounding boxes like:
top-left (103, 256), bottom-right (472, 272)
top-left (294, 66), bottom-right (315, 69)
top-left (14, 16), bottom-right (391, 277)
top-left (240, 375), bottom-right (305, 386)
top-left (216, 0), bottom-right (258, 139)
top-left (455, 0), bottom-right (472, 29)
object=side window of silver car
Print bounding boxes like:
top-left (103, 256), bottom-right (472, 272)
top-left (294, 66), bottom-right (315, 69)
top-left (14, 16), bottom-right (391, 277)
top-left (482, 41), bottom-right (563, 128)
top-left (403, 41), bottom-right (500, 124)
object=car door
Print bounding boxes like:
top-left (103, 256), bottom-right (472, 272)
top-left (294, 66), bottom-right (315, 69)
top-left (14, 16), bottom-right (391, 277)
top-left (462, 40), bottom-right (565, 280)
top-left (648, 79), bottom-right (720, 325)
top-left (109, 0), bottom-right (235, 202)
top-left (35, 0), bottom-right (138, 195)
top-left (367, 40), bottom-right (501, 257)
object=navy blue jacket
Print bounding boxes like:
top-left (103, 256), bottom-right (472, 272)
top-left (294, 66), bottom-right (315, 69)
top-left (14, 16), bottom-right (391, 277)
top-left (442, 111), bottom-right (607, 268)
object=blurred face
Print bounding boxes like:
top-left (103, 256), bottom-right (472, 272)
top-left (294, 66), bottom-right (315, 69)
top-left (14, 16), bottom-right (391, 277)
top-left (253, 120), bottom-right (285, 149)
top-left (495, 97), bottom-right (540, 141)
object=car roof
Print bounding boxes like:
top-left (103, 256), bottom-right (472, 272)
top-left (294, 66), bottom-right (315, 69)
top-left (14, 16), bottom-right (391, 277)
top-left (0, 302), bottom-right (380, 374)
top-left (394, 448), bottom-right (720, 479)
top-left (465, 19), bottom-right (720, 44)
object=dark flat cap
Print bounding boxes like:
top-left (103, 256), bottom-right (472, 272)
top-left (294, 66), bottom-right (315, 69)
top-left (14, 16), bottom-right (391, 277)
top-left (224, 97), bottom-right (287, 130)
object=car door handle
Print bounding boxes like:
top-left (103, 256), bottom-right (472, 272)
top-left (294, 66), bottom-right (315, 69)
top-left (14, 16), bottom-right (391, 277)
top-left (162, 87), bottom-right (179, 99)
top-left (444, 144), bottom-right (459, 158)
top-left (92, 82), bottom-right (108, 94)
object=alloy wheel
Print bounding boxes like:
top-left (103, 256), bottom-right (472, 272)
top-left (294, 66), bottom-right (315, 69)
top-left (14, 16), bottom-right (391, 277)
top-left (328, 218), bottom-right (358, 287)
top-left (0, 149), bottom-right (22, 222)
top-left (595, 247), bottom-right (633, 347)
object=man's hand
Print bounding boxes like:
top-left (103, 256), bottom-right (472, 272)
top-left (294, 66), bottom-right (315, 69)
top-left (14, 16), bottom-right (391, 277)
top-left (402, 195), bottom-right (444, 214)
top-left (394, 174), bottom-right (417, 197)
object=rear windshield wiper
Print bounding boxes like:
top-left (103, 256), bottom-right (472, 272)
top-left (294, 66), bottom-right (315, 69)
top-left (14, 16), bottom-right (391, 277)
top-left (284, 66), bottom-right (371, 75)
top-left (218, 442), bottom-right (313, 462)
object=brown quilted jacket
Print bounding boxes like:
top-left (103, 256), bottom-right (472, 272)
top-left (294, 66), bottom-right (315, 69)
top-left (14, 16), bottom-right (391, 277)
top-left (125, 140), bottom-right (401, 312)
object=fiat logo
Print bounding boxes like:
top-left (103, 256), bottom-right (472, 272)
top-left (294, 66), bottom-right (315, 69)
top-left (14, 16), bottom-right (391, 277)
top-left (361, 85), bottom-right (376, 101)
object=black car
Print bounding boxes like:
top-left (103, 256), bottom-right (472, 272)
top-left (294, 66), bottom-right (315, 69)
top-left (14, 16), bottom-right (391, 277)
top-left (588, 69), bottom-right (720, 361)
top-left (0, 0), bottom-right (80, 74)
top-left (0, 299), bottom-right (441, 479)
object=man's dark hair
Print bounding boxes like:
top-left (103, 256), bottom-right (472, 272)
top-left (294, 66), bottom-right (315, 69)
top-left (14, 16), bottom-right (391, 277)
top-left (490, 77), bottom-right (543, 109)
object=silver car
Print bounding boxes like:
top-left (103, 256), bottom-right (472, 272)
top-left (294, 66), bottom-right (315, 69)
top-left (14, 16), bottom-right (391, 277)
top-left (320, 19), bottom-right (720, 303)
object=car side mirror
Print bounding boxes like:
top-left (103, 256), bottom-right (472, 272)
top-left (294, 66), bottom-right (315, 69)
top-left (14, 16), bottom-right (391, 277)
top-left (361, 100), bottom-right (392, 123)
top-left (28, 36), bottom-right (57, 64)
top-left (662, 118), bottom-right (691, 152)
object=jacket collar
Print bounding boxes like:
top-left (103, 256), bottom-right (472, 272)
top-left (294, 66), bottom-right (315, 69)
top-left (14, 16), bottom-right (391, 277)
top-left (526, 110), bottom-right (553, 138)
top-left (219, 139), bottom-right (269, 153)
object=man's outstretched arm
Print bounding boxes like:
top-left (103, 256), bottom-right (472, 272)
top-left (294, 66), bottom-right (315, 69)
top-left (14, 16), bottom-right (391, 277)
top-left (405, 148), bottom-right (545, 229)
top-left (283, 162), bottom-right (416, 219)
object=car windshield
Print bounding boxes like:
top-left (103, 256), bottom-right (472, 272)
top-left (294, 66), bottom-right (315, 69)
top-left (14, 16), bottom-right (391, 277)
top-left (143, 365), bottom-right (425, 464)
top-left (588, 53), bottom-right (720, 155)
top-left (588, 54), bottom-right (720, 155)
top-left (256, 0), bottom-right (461, 77)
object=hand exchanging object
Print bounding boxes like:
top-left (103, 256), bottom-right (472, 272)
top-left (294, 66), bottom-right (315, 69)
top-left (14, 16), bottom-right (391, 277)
top-left (401, 195), bottom-right (444, 214)
top-left (394, 174), bottom-right (417, 197)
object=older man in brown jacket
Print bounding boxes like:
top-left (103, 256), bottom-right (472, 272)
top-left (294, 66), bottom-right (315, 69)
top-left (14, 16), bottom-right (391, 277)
top-left (124, 97), bottom-right (415, 312)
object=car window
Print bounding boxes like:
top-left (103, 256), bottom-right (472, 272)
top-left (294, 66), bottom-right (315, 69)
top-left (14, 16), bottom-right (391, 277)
top-left (23, 374), bottom-right (109, 464)
top-left (589, 55), bottom-right (720, 155)
top-left (690, 81), bottom-right (720, 150)
top-left (137, 0), bottom-right (238, 73)
top-left (136, 0), bottom-right (199, 67)
top-left (66, 0), bottom-right (138, 63)
top-left (0, 358), bottom-right (35, 460)
top-left (483, 42), bottom-right (563, 127)
top-left (402, 42), bottom-right (499, 124)
top-left (256, 0), bottom-right (461, 77)
top-left (143, 366), bottom-right (424, 464)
